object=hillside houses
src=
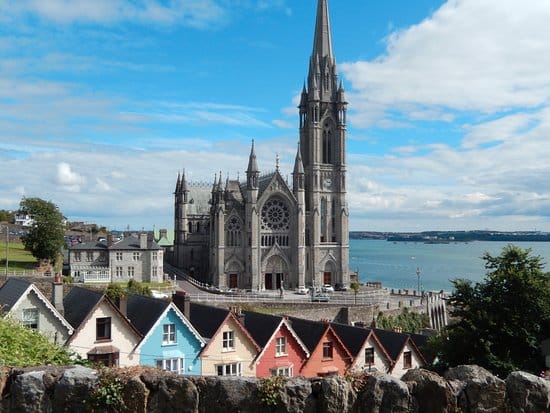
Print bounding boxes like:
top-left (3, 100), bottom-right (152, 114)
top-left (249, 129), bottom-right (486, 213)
top-left (0, 278), bottom-right (433, 378)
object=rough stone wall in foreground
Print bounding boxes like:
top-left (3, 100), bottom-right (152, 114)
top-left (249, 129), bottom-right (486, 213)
top-left (1, 365), bottom-right (549, 413)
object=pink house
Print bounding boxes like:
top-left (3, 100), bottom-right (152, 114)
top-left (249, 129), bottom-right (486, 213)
top-left (289, 317), bottom-right (353, 378)
top-left (241, 311), bottom-right (309, 378)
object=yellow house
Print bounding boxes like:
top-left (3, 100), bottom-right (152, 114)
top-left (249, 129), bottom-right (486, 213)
top-left (64, 287), bottom-right (142, 367)
top-left (187, 303), bottom-right (260, 377)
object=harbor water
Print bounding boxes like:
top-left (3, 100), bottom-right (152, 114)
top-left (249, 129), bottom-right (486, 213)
top-left (350, 239), bottom-right (550, 292)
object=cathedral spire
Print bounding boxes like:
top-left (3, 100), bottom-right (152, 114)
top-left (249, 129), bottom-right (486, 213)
top-left (312, 0), bottom-right (333, 62)
top-left (175, 172), bottom-right (181, 194)
top-left (293, 142), bottom-right (305, 176)
top-left (247, 139), bottom-right (259, 174)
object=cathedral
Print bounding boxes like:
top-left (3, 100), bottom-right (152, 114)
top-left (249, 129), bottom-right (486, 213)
top-left (172, 0), bottom-right (349, 291)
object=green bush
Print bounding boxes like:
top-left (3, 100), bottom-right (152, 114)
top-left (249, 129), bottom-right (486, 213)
top-left (0, 316), bottom-right (78, 367)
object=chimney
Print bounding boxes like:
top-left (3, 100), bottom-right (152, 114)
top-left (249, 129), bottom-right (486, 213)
top-left (160, 229), bottom-right (167, 239)
top-left (107, 233), bottom-right (113, 247)
top-left (116, 295), bottom-right (128, 318)
top-left (52, 274), bottom-right (64, 316)
top-left (172, 290), bottom-right (190, 319)
top-left (140, 233), bottom-right (148, 249)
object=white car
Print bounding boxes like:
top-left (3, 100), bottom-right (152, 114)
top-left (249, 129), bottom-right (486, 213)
top-left (322, 284), bottom-right (335, 293)
top-left (295, 286), bottom-right (309, 295)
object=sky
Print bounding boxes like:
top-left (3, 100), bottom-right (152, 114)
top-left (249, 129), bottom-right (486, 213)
top-left (1, 0), bottom-right (550, 232)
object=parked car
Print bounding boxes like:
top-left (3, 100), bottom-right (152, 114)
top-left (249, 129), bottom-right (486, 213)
top-left (321, 284), bottom-right (334, 293)
top-left (295, 286), bottom-right (310, 295)
top-left (334, 283), bottom-right (348, 291)
top-left (311, 293), bottom-right (330, 302)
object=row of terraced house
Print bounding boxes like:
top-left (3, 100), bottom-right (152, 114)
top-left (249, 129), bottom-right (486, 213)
top-left (0, 277), bottom-right (430, 378)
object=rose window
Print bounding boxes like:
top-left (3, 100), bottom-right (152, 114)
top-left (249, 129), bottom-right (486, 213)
top-left (261, 199), bottom-right (290, 231)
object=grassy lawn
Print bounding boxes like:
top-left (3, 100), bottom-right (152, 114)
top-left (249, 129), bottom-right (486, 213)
top-left (0, 242), bottom-right (37, 271)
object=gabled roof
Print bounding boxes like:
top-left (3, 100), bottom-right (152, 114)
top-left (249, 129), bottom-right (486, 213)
top-left (331, 322), bottom-right (392, 364)
top-left (287, 316), bottom-right (328, 352)
top-left (241, 310), bottom-right (282, 348)
top-left (373, 328), bottom-right (428, 367)
top-left (186, 303), bottom-right (260, 353)
top-left (241, 312), bottom-right (310, 364)
top-left (187, 302), bottom-right (230, 339)
top-left (132, 298), bottom-right (205, 352)
top-left (127, 294), bottom-right (170, 336)
top-left (0, 278), bottom-right (74, 334)
top-left (64, 287), bottom-right (142, 345)
top-left (409, 332), bottom-right (433, 365)
top-left (288, 317), bottom-right (353, 363)
top-left (63, 286), bottom-right (104, 329)
top-left (0, 278), bottom-right (32, 312)
top-left (70, 241), bottom-right (108, 251)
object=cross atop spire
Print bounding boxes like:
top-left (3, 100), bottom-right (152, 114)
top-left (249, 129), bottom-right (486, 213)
top-left (312, 0), bottom-right (333, 61)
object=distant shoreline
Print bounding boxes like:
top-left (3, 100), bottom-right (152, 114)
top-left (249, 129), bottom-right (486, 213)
top-left (350, 230), bottom-right (550, 242)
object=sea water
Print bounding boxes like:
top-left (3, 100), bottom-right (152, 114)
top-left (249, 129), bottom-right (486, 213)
top-left (350, 239), bottom-right (550, 292)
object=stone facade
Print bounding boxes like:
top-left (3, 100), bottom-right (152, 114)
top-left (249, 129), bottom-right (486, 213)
top-left (172, 0), bottom-right (350, 292)
top-left (2, 365), bottom-right (549, 413)
top-left (68, 233), bottom-right (163, 283)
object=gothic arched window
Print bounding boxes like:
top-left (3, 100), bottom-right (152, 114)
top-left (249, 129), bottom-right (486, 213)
top-left (322, 123), bottom-right (333, 164)
top-left (226, 216), bottom-right (242, 247)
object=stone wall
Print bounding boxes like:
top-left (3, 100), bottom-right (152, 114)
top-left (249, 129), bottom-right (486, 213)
top-left (1, 365), bottom-right (549, 413)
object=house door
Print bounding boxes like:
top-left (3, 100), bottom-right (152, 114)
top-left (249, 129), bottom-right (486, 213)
top-left (265, 273), bottom-right (273, 290)
top-left (229, 273), bottom-right (238, 289)
top-left (323, 272), bottom-right (332, 285)
top-left (276, 273), bottom-right (284, 289)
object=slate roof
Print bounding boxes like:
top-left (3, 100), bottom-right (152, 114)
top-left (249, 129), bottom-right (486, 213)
top-left (186, 302), bottom-right (230, 339)
top-left (258, 172), bottom-right (277, 198)
top-left (373, 328), bottom-right (410, 362)
top-left (126, 294), bottom-right (170, 336)
top-left (0, 278), bottom-right (32, 312)
top-left (69, 235), bottom-right (161, 251)
top-left (330, 322), bottom-right (373, 357)
top-left (409, 332), bottom-right (434, 364)
top-left (241, 310), bottom-right (283, 348)
top-left (63, 286), bottom-right (104, 328)
top-left (287, 316), bottom-right (330, 352)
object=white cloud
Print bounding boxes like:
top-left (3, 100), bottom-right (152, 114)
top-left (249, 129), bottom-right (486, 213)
top-left (1, 0), bottom-right (226, 28)
top-left (341, 0), bottom-right (550, 127)
top-left (56, 162), bottom-right (86, 190)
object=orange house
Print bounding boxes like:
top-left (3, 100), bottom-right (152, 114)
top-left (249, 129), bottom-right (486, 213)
top-left (241, 311), bottom-right (309, 378)
top-left (288, 317), bottom-right (353, 377)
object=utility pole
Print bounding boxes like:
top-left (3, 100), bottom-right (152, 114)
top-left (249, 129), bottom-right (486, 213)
top-left (2, 225), bottom-right (8, 279)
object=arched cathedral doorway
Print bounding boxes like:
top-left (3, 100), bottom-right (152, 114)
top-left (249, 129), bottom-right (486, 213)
top-left (264, 255), bottom-right (288, 291)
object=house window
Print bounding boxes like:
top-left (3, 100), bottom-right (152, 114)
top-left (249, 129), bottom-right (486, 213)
top-left (133, 252), bottom-right (140, 261)
top-left (96, 317), bottom-right (111, 341)
top-left (127, 266), bottom-right (134, 278)
top-left (322, 341), bottom-right (333, 359)
top-left (156, 358), bottom-right (184, 374)
top-left (115, 267), bottom-right (123, 277)
top-left (222, 331), bottom-right (234, 351)
top-left (403, 351), bottom-right (412, 369)
top-left (216, 363), bottom-right (241, 376)
top-left (153, 252), bottom-right (158, 261)
top-left (270, 366), bottom-right (293, 377)
top-left (88, 352), bottom-right (119, 367)
top-left (365, 347), bottom-right (375, 365)
top-left (86, 252), bottom-right (94, 261)
top-left (22, 308), bottom-right (38, 329)
top-left (116, 252), bottom-right (123, 261)
top-left (74, 252), bottom-right (81, 262)
top-left (275, 337), bottom-right (287, 356)
top-left (162, 323), bottom-right (176, 345)
top-left (98, 252), bottom-right (106, 262)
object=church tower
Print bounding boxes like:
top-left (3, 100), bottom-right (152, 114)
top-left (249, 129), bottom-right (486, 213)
top-left (299, 0), bottom-right (349, 288)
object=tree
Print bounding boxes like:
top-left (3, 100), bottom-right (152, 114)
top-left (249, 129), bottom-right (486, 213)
top-left (350, 281), bottom-right (360, 304)
top-left (432, 245), bottom-right (550, 377)
top-left (19, 197), bottom-right (65, 265)
top-left (0, 209), bottom-right (14, 223)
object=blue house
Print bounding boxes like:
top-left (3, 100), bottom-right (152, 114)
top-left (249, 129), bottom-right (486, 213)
top-left (127, 294), bottom-right (205, 375)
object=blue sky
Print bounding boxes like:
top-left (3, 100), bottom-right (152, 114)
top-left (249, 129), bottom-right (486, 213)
top-left (2, 0), bottom-right (550, 232)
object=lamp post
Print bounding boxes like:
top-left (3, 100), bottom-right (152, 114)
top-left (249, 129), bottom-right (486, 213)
top-left (1, 225), bottom-right (8, 279)
top-left (416, 267), bottom-right (421, 294)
